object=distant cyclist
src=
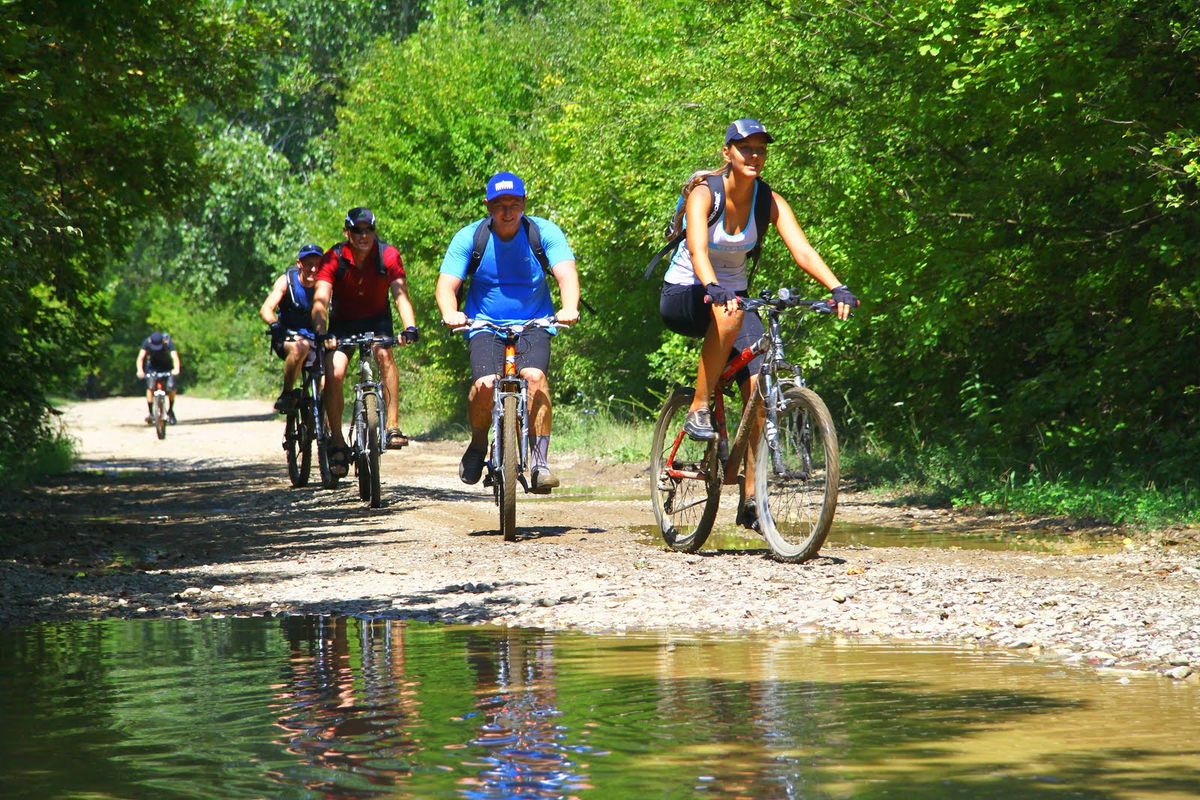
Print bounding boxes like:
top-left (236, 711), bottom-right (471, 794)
top-left (435, 171), bottom-right (581, 493)
top-left (260, 243), bottom-right (323, 413)
top-left (312, 207), bottom-right (419, 478)
top-left (135, 331), bottom-right (181, 425)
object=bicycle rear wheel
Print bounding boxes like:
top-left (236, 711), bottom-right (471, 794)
top-left (755, 386), bottom-right (839, 563)
top-left (650, 387), bottom-right (719, 552)
top-left (364, 392), bottom-right (382, 508)
top-left (153, 393), bottom-right (167, 440)
top-left (315, 403), bottom-right (339, 490)
top-left (498, 394), bottom-right (518, 541)
top-left (298, 403), bottom-right (313, 485)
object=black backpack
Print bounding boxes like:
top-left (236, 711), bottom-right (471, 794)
top-left (643, 175), bottom-right (773, 280)
top-left (459, 215), bottom-right (595, 313)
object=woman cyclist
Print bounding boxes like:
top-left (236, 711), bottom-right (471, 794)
top-left (658, 117), bottom-right (859, 528)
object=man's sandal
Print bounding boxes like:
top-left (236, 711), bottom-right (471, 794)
top-left (386, 428), bottom-right (408, 449)
top-left (330, 446), bottom-right (350, 477)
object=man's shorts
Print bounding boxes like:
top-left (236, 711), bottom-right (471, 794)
top-left (659, 282), bottom-right (764, 386)
top-left (144, 371), bottom-right (176, 392)
top-left (468, 327), bottom-right (552, 382)
top-left (272, 332), bottom-right (317, 361)
top-left (331, 312), bottom-right (395, 356)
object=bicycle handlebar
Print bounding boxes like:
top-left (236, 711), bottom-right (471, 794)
top-left (450, 316), bottom-right (560, 335)
top-left (333, 332), bottom-right (399, 348)
top-left (703, 288), bottom-right (838, 314)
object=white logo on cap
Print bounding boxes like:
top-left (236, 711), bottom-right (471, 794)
top-left (494, 180), bottom-right (515, 191)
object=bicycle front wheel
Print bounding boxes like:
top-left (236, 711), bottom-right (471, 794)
top-left (755, 387), bottom-right (839, 563)
top-left (298, 402), bottom-right (313, 485)
top-left (365, 392), bottom-right (382, 508)
top-left (285, 410), bottom-right (307, 487)
top-left (650, 388), bottom-right (719, 552)
top-left (498, 394), bottom-right (518, 541)
top-left (153, 393), bottom-right (167, 440)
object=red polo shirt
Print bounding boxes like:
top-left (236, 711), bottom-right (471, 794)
top-left (316, 240), bottom-right (406, 322)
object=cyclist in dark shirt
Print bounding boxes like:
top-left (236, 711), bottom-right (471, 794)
top-left (135, 332), bottom-right (181, 424)
top-left (261, 244), bottom-right (322, 412)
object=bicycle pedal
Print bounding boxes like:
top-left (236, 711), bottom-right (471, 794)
top-left (482, 473), bottom-right (495, 488)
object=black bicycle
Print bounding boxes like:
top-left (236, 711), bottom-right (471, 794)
top-left (145, 371), bottom-right (171, 440)
top-left (335, 333), bottom-right (396, 508)
top-left (276, 331), bottom-right (331, 488)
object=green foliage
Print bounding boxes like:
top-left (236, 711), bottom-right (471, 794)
top-left (0, 0), bottom-right (271, 469)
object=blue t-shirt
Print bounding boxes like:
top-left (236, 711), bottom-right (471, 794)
top-left (440, 216), bottom-right (574, 336)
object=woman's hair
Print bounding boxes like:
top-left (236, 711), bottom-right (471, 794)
top-left (666, 165), bottom-right (729, 241)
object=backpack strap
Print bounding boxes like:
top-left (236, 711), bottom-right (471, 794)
top-left (643, 175), bottom-right (727, 280)
top-left (745, 178), bottom-right (774, 285)
top-left (333, 241), bottom-right (390, 281)
top-left (461, 216), bottom-right (594, 314)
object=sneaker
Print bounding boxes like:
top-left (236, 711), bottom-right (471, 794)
top-left (736, 497), bottom-right (760, 532)
top-left (168, 410), bottom-right (178, 425)
top-left (145, 414), bottom-right (154, 425)
top-left (459, 445), bottom-right (486, 485)
top-left (683, 407), bottom-right (717, 441)
top-left (529, 466), bottom-right (560, 494)
top-left (273, 391), bottom-right (293, 413)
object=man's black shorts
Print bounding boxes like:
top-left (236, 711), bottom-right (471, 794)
top-left (659, 282), bottom-right (764, 385)
top-left (468, 328), bottom-right (552, 381)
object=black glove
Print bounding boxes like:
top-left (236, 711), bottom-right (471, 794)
top-left (268, 321), bottom-right (284, 345)
top-left (831, 285), bottom-right (860, 308)
top-left (705, 282), bottom-right (737, 305)
top-left (400, 326), bottom-right (420, 344)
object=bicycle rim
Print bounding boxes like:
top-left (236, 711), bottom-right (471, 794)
top-left (650, 388), bottom-right (719, 552)
top-left (755, 387), bottom-right (839, 562)
top-left (154, 395), bottom-right (167, 440)
top-left (365, 392), bottom-right (382, 508)
top-left (499, 394), bottom-right (518, 541)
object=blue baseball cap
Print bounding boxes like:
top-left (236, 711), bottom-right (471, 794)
top-left (296, 244), bottom-right (323, 260)
top-left (345, 207), bottom-right (376, 228)
top-left (725, 118), bottom-right (776, 145)
top-left (486, 171), bottom-right (526, 201)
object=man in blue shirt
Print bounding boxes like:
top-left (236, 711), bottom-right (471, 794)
top-left (435, 171), bottom-right (581, 492)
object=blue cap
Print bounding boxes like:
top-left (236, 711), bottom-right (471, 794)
top-left (725, 118), bottom-right (775, 145)
top-left (148, 332), bottom-right (166, 350)
top-left (486, 171), bottom-right (526, 201)
top-left (296, 244), bottom-right (323, 260)
top-left (345, 207), bottom-right (376, 228)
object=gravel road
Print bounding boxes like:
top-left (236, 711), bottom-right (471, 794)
top-left (2, 397), bottom-right (1197, 681)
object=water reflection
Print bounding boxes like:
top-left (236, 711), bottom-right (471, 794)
top-left (0, 618), bottom-right (1198, 799)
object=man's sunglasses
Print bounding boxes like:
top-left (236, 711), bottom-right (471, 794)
top-left (349, 226), bottom-right (375, 235)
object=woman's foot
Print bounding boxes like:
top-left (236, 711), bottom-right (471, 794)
top-left (683, 407), bottom-right (717, 440)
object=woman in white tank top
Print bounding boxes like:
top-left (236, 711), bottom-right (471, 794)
top-left (658, 118), bottom-right (859, 529)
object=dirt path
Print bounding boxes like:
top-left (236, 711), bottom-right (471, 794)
top-left (2, 397), bottom-right (1197, 680)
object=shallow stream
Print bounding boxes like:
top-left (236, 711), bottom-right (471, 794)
top-left (2, 616), bottom-right (1197, 799)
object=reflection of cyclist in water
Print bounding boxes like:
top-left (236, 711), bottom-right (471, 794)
top-left (135, 331), bottom-right (180, 425)
top-left (272, 616), bottom-right (422, 794)
top-left (460, 629), bottom-right (592, 797)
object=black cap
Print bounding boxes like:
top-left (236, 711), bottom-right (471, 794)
top-left (345, 207), bottom-right (376, 228)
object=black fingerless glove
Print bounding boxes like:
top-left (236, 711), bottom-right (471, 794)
top-left (831, 285), bottom-right (860, 308)
top-left (268, 321), bottom-right (283, 336)
top-left (401, 326), bottom-right (420, 344)
top-left (705, 282), bottom-right (737, 305)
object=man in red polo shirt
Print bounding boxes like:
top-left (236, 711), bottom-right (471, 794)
top-left (312, 207), bottom-right (419, 477)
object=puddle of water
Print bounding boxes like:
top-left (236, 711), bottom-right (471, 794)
top-left (827, 521), bottom-right (1124, 553)
top-left (1, 617), bottom-right (1197, 799)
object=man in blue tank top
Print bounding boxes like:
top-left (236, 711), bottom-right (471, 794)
top-left (260, 244), bottom-right (322, 412)
top-left (435, 172), bottom-right (581, 493)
